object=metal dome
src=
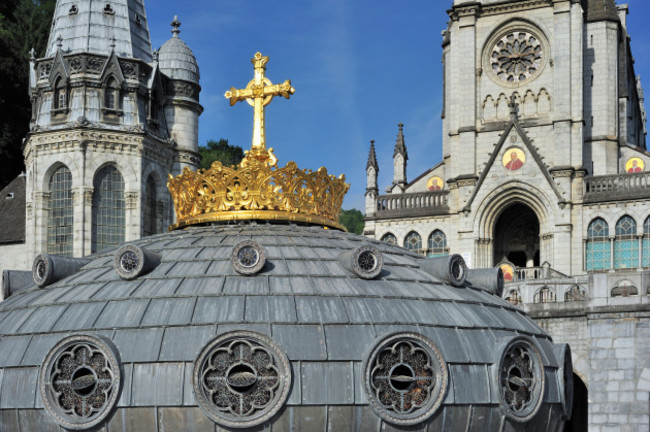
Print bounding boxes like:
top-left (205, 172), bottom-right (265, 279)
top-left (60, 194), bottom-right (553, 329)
top-left (0, 223), bottom-right (572, 431)
top-left (158, 16), bottom-right (200, 84)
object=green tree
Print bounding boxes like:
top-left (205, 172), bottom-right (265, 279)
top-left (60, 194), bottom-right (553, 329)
top-left (0, 0), bottom-right (55, 188)
top-left (198, 138), bottom-right (245, 170)
top-left (339, 209), bottom-right (364, 234)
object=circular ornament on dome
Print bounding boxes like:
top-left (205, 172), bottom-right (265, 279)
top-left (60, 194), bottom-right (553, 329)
top-left (353, 245), bottom-right (383, 279)
top-left (113, 244), bottom-right (144, 280)
top-left (32, 253), bottom-right (52, 287)
top-left (40, 334), bottom-right (121, 430)
top-left (364, 333), bottom-right (448, 425)
top-left (231, 240), bottom-right (266, 275)
top-left (498, 337), bottom-right (545, 422)
top-left (193, 331), bottom-right (291, 428)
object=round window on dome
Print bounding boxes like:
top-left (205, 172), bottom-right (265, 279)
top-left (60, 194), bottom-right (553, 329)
top-left (498, 337), bottom-right (545, 422)
top-left (32, 253), bottom-right (53, 287)
top-left (364, 333), bottom-right (448, 425)
top-left (353, 245), bottom-right (383, 279)
top-left (113, 244), bottom-right (144, 280)
top-left (193, 331), bottom-right (291, 428)
top-left (39, 334), bottom-right (121, 430)
top-left (231, 240), bottom-right (266, 275)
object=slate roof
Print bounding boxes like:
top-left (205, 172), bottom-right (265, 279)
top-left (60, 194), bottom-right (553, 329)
top-left (0, 175), bottom-right (26, 244)
top-left (0, 223), bottom-right (565, 430)
top-left (158, 26), bottom-right (200, 84)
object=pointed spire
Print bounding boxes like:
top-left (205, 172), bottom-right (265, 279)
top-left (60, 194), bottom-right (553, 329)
top-left (367, 140), bottom-right (379, 171)
top-left (393, 123), bottom-right (408, 160)
top-left (171, 15), bottom-right (181, 37)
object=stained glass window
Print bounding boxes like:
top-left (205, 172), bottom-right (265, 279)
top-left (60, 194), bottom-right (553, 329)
top-left (643, 217), bottom-right (650, 268)
top-left (427, 230), bottom-right (447, 257)
top-left (614, 216), bottom-right (637, 269)
top-left (143, 175), bottom-right (159, 236)
top-left (404, 231), bottom-right (422, 253)
top-left (47, 166), bottom-right (73, 256)
top-left (381, 233), bottom-right (397, 245)
top-left (586, 218), bottom-right (609, 271)
top-left (92, 166), bottom-right (125, 253)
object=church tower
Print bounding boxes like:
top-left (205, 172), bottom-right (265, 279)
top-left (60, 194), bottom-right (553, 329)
top-left (23, 0), bottom-right (202, 260)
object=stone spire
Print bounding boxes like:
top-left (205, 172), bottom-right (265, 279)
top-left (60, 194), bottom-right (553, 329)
top-left (367, 139), bottom-right (378, 171)
top-left (46, 0), bottom-right (153, 62)
top-left (392, 123), bottom-right (407, 190)
top-left (393, 123), bottom-right (408, 160)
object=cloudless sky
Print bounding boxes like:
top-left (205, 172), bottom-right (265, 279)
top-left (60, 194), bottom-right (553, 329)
top-left (146, 0), bottom-right (650, 210)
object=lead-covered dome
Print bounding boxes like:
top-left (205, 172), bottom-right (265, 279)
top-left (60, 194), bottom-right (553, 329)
top-left (0, 223), bottom-right (572, 431)
top-left (158, 16), bottom-right (200, 84)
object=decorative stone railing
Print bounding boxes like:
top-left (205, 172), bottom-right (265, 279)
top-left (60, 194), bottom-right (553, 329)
top-left (584, 172), bottom-right (650, 202)
top-left (510, 266), bottom-right (568, 282)
top-left (372, 191), bottom-right (449, 219)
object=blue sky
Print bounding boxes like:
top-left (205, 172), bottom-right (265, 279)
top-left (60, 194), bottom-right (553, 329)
top-left (146, 1), bottom-right (650, 211)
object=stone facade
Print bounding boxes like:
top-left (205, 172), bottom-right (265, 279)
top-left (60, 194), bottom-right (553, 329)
top-left (365, 1), bottom-right (649, 430)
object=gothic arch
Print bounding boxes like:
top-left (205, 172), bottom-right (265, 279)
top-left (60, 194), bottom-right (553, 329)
top-left (474, 181), bottom-right (554, 240)
top-left (86, 159), bottom-right (136, 193)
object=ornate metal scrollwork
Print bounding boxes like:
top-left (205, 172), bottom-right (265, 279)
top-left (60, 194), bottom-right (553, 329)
top-left (498, 337), bottom-right (544, 422)
top-left (40, 334), bottom-right (121, 430)
top-left (364, 333), bottom-right (448, 425)
top-left (193, 331), bottom-right (291, 428)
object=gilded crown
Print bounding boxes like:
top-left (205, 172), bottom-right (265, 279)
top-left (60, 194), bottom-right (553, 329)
top-left (167, 52), bottom-right (349, 231)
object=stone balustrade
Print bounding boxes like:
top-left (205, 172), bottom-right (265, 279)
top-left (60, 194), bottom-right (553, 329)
top-left (373, 191), bottom-right (449, 219)
top-left (584, 172), bottom-right (650, 202)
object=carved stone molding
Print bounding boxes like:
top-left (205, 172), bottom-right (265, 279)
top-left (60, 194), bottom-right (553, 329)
top-left (125, 192), bottom-right (139, 210)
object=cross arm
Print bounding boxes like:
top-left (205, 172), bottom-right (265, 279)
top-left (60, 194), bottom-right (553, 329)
top-left (225, 87), bottom-right (254, 106)
top-left (262, 80), bottom-right (295, 102)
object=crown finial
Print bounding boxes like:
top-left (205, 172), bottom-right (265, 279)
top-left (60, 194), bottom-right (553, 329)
top-left (167, 52), bottom-right (349, 231)
top-left (171, 15), bottom-right (181, 37)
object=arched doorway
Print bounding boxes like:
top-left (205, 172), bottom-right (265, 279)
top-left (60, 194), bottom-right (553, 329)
top-left (493, 203), bottom-right (540, 267)
top-left (565, 373), bottom-right (588, 432)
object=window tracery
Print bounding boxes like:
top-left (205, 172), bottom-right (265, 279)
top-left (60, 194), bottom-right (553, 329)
top-left (614, 216), bottom-right (637, 269)
top-left (586, 218), bottom-right (609, 271)
top-left (404, 231), bottom-right (422, 253)
top-left (47, 166), bottom-right (73, 256)
top-left (381, 233), bottom-right (397, 245)
top-left (498, 338), bottom-right (544, 422)
top-left (91, 166), bottom-right (125, 253)
top-left (427, 230), bottom-right (447, 257)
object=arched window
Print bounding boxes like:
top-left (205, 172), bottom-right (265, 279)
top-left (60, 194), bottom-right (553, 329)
top-left (92, 166), bottom-right (125, 253)
top-left (614, 216), bottom-right (637, 269)
top-left (534, 286), bottom-right (556, 303)
top-left (564, 285), bottom-right (586, 302)
top-left (427, 230), bottom-right (447, 257)
top-left (381, 233), bottom-right (397, 245)
top-left (143, 175), bottom-right (159, 236)
top-left (643, 217), bottom-right (650, 267)
top-left (104, 77), bottom-right (119, 110)
top-left (404, 231), bottom-right (422, 253)
top-left (47, 166), bottom-right (73, 256)
top-left (54, 77), bottom-right (67, 109)
top-left (586, 218), bottom-right (609, 271)
top-left (505, 290), bottom-right (521, 306)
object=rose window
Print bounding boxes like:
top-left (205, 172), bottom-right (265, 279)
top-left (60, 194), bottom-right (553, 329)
top-left (40, 335), bottom-right (121, 430)
top-left (491, 31), bottom-right (543, 83)
top-left (498, 338), bottom-right (544, 421)
top-left (231, 241), bottom-right (266, 275)
top-left (193, 331), bottom-right (291, 428)
top-left (364, 333), bottom-right (447, 425)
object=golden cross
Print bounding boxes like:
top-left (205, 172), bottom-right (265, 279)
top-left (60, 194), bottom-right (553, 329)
top-left (225, 52), bottom-right (295, 156)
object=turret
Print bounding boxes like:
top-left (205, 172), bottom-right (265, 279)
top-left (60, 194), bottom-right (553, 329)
top-left (158, 16), bottom-right (203, 173)
top-left (366, 140), bottom-right (379, 217)
top-left (392, 123), bottom-right (408, 191)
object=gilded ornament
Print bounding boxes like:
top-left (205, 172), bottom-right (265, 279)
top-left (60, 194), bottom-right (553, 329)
top-left (168, 52), bottom-right (349, 230)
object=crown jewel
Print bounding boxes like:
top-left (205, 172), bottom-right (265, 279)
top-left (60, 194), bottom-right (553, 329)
top-left (168, 52), bottom-right (349, 231)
